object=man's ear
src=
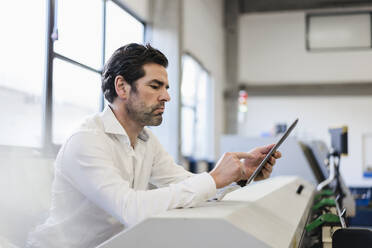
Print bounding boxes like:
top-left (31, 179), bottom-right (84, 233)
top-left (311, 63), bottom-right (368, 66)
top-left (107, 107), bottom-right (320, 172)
top-left (114, 75), bottom-right (131, 100)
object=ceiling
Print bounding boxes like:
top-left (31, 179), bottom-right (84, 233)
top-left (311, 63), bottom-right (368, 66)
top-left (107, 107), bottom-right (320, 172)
top-left (239, 0), bottom-right (372, 13)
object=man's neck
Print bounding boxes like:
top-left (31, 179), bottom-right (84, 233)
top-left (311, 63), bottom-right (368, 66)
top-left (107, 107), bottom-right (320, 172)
top-left (109, 104), bottom-right (143, 148)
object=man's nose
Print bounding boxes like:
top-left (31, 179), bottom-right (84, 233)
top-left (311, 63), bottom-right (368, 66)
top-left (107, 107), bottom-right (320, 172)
top-left (159, 89), bottom-right (171, 102)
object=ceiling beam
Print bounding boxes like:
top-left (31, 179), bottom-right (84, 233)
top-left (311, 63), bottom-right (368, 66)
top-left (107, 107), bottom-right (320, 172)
top-left (237, 83), bottom-right (372, 96)
top-left (239, 0), bottom-right (372, 13)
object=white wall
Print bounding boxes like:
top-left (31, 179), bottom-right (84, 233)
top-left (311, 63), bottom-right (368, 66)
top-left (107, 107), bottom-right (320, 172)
top-left (183, 0), bottom-right (225, 159)
top-left (238, 96), bottom-right (372, 187)
top-left (238, 10), bottom-right (372, 84)
top-left (119, 0), bottom-right (149, 22)
top-left (236, 9), bottom-right (372, 186)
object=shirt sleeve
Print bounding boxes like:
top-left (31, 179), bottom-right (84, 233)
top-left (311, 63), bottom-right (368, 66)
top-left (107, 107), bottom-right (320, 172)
top-left (148, 130), bottom-right (196, 188)
top-left (58, 131), bottom-right (217, 228)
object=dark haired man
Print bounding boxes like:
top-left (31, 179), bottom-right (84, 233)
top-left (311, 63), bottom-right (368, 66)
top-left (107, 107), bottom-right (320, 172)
top-left (27, 43), bottom-right (281, 248)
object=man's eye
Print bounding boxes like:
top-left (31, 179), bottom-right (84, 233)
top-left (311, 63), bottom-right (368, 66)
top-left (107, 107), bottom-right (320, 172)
top-left (150, 85), bottom-right (159, 89)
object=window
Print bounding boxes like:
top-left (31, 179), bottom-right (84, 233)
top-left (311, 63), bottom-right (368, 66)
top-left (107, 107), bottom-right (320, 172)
top-left (54, 0), bottom-right (103, 69)
top-left (105, 1), bottom-right (144, 60)
top-left (0, 0), bottom-right (46, 147)
top-left (0, 0), bottom-right (144, 149)
top-left (52, 59), bottom-right (101, 144)
top-left (181, 54), bottom-right (214, 161)
top-left (51, 0), bottom-right (145, 145)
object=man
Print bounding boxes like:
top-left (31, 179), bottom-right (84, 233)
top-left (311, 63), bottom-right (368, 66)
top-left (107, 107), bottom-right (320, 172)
top-left (27, 43), bottom-right (281, 248)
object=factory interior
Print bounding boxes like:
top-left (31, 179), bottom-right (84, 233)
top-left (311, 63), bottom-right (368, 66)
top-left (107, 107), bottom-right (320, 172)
top-left (1, 0), bottom-right (372, 247)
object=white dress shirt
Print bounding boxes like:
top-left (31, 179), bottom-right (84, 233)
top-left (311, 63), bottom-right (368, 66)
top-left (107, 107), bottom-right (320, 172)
top-left (26, 106), bottom-right (217, 248)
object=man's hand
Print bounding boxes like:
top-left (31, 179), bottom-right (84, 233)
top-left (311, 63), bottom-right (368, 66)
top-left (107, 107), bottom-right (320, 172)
top-left (209, 144), bottom-right (281, 189)
top-left (243, 144), bottom-right (281, 182)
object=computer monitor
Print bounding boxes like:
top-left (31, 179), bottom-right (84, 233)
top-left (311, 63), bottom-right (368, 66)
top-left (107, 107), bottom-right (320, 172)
top-left (300, 140), bottom-right (329, 183)
top-left (329, 127), bottom-right (348, 155)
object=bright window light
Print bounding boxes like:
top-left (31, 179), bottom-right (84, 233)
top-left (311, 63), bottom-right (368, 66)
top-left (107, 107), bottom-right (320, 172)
top-left (105, 0), bottom-right (144, 62)
top-left (54, 0), bottom-right (103, 69)
top-left (181, 55), bottom-right (213, 160)
top-left (0, 0), bottom-right (46, 147)
top-left (52, 58), bottom-right (101, 144)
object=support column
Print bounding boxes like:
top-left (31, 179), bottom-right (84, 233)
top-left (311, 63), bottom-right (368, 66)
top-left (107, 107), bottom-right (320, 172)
top-left (224, 0), bottom-right (239, 134)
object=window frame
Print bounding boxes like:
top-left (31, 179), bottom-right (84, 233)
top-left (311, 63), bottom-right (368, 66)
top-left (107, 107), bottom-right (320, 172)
top-left (305, 11), bottom-right (372, 52)
top-left (180, 52), bottom-right (214, 162)
top-left (43, 0), bottom-right (146, 155)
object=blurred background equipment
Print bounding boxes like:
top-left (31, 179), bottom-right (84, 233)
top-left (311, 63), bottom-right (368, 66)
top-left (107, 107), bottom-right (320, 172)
top-left (329, 126), bottom-right (348, 155)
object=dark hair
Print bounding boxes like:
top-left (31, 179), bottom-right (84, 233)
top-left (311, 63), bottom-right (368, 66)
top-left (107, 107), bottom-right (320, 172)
top-left (101, 43), bottom-right (168, 103)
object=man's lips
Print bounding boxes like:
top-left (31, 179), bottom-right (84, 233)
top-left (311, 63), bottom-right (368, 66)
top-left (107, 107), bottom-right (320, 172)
top-left (153, 107), bottom-right (165, 114)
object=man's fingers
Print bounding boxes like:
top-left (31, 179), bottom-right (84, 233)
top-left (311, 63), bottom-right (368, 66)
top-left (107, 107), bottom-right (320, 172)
top-left (264, 164), bottom-right (273, 173)
top-left (263, 169), bottom-right (271, 178)
top-left (233, 152), bottom-right (252, 159)
top-left (260, 144), bottom-right (275, 154)
top-left (234, 147), bottom-right (280, 160)
top-left (259, 165), bottom-right (272, 179)
top-left (268, 151), bottom-right (280, 166)
top-left (273, 151), bottom-right (282, 159)
top-left (263, 154), bottom-right (276, 166)
top-left (259, 145), bottom-right (283, 159)
top-left (268, 156), bottom-right (275, 165)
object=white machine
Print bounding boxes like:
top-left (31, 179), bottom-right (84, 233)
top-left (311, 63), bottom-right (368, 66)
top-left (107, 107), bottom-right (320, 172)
top-left (98, 176), bottom-right (315, 248)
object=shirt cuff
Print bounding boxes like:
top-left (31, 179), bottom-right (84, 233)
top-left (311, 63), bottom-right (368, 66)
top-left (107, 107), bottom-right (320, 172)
top-left (190, 172), bottom-right (217, 200)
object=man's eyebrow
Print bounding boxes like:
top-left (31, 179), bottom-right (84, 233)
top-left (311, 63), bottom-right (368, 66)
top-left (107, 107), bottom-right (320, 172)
top-left (150, 80), bottom-right (169, 89)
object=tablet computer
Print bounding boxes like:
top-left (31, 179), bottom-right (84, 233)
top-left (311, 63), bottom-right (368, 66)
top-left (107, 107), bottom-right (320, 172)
top-left (244, 118), bottom-right (299, 186)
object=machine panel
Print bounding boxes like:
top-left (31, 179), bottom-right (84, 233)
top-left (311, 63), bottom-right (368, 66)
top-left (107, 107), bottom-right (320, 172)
top-left (98, 176), bottom-right (315, 248)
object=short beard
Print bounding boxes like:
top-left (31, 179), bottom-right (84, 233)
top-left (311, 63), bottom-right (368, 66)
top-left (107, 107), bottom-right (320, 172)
top-left (125, 94), bottom-right (164, 127)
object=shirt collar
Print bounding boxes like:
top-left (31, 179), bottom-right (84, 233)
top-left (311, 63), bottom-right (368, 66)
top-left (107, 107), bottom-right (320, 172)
top-left (101, 106), bottom-right (149, 142)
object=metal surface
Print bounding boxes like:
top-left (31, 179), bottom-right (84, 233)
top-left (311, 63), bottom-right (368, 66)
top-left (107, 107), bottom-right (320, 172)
top-left (317, 153), bottom-right (337, 191)
top-left (42, 0), bottom-right (55, 153)
top-left (239, 83), bottom-right (372, 96)
top-left (335, 195), bottom-right (347, 228)
top-left (53, 53), bottom-right (101, 74)
top-left (100, 0), bottom-right (107, 112)
top-left (239, 0), bottom-right (372, 13)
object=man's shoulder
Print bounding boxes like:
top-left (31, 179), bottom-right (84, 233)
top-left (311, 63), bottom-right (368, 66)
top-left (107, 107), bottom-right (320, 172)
top-left (82, 112), bottom-right (105, 130)
top-left (56, 113), bottom-right (111, 161)
top-left (66, 113), bottom-right (107, 141)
